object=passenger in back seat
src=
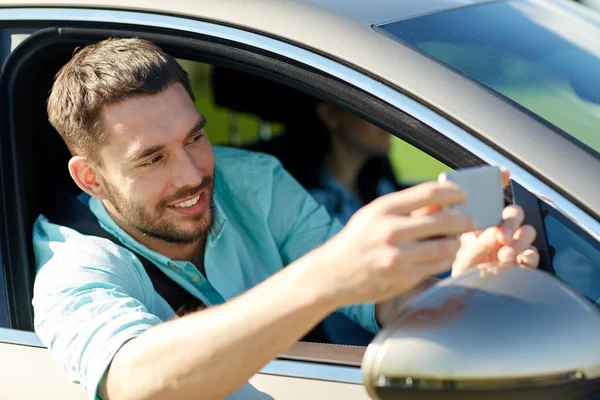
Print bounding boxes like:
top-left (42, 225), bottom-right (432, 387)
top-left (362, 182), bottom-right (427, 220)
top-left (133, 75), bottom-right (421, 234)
top-left (267, 100), bottom-right (409, 345)
top-left (307, 102), bottom-right (401, 225)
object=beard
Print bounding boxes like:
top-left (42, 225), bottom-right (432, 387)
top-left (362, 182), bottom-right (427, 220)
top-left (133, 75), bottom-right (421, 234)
top-left (102, 174), bottom-right (215, 245)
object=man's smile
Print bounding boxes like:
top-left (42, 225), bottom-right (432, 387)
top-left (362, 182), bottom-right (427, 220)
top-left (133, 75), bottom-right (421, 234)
top-left (167, 191), bottom-right (208, 216)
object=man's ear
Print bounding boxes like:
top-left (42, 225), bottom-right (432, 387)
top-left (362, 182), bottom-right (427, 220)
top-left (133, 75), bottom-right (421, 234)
top-left (315, 102), bottom-right (342, 131)
top-left (68, 156), bottom-right (108, 200)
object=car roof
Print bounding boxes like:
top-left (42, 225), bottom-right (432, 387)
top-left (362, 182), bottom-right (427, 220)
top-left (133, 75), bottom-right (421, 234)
top-left (0, 0), bottom-right (498, 25)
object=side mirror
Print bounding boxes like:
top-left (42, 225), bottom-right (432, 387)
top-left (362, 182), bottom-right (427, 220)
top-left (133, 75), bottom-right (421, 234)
top-left (362, 265), bottom-right (600, 400)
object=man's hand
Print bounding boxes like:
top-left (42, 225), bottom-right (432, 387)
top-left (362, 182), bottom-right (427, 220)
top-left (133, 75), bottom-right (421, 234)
top-left (451, 169), bottom-right (539, 276)
top-left (374, 168), bottom-right (540, 327)
top-left (313, 181), bottom-right (476, 307)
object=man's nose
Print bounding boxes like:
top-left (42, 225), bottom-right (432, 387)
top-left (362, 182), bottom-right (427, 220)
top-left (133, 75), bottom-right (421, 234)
top-left (172, 151), bottom-right (204, 189)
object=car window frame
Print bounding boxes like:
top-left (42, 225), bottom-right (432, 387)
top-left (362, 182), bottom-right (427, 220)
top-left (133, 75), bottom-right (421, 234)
top-left (0, 27), bottom-right (36, 329)
top-left (0, 6), bottom-right (599, 385)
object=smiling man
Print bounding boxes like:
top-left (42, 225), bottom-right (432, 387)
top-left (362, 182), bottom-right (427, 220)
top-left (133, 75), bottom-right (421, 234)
top-left (32, 38), bottom-right (539, 400)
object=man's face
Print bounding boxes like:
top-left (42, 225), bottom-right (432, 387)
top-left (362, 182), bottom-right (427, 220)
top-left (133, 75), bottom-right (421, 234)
top-left (94, 83), bottom-right (215, 244)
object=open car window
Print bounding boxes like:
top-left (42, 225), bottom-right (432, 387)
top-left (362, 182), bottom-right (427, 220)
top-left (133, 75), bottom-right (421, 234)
top-left (179, 60), bottom-right (450, 185)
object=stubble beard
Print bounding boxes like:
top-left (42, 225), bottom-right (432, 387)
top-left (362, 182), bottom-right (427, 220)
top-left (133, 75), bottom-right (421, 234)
top-left (103, 175), bottom-right (216, 245)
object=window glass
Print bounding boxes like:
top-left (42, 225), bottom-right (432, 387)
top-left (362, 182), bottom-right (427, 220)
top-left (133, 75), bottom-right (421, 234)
top-left (544, 205), bottom-right (600, 305)
top-left (179, 60), bottom-right (284, 146)
top-left (380, 1), bottom-right (600, 157)
top-left (389, 136), bottom-right (450, 183)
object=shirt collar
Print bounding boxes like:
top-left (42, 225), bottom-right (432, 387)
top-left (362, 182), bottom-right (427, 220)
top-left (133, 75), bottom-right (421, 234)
top-left (209, 197), bottom-right (227, 245)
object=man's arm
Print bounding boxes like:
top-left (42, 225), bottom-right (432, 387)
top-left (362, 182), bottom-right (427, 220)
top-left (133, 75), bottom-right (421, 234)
top-left (41, 179), bottom-right (534, 400)
top-left (98, 182), bottom-right (474, 400)
top-left (100, 251), bottom-right (337, 400)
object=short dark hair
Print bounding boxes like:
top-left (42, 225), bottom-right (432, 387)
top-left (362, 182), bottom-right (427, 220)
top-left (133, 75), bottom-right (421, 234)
top-left (47, 37), bottom-right (195, 164)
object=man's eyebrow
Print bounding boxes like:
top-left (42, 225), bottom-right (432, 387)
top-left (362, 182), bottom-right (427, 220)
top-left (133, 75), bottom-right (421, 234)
top-left (125, 144), bottom-right (165, 164)
top-left (185, 116), bottom-right (207, 139)
top-left (125, 117), bottom-right (207, 164)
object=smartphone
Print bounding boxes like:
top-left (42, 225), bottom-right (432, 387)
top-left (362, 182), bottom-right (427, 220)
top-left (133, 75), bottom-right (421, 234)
top-left (438, 166), bottom-right (504, 231)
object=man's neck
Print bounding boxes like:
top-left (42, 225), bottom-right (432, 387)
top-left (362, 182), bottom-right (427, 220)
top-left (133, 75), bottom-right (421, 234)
top-left (325, 139), bottom-right (367, 196)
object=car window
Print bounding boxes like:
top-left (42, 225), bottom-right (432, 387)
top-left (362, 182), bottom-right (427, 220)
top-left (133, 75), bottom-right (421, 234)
top-left (388, 136), bottom-right (450, 183)
top-left (179, 60), bottom-right (284, 146)
top-left (379, 1), bottom-right (600, 157)
top-left (180, 60), bottom-right (450, 184)
top-left (544, 204), bottom-right (600, 305)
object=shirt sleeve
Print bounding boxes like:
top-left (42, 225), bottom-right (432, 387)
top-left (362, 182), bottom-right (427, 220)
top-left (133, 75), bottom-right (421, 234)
top-left (262, 156), bottom-right (379, 334)
top-left (32, 216), bottom-right (163, 400)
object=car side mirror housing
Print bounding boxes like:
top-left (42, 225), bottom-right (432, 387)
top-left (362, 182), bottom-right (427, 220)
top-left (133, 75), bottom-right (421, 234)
top-left (362, 265), bottom-right (600, 400)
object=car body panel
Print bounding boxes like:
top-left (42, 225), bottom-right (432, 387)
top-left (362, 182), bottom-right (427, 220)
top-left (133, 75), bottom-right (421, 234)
top-left (0, 331), bottom-right (370, 400)
top-left (1, 1), bottom-right (599, 224)
top-left (304, 0), bottom-right (499, 25)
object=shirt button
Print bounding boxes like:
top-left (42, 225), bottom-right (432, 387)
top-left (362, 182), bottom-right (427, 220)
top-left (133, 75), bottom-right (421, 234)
top-left (168, 262), bottom-right (178, 269)
top-left (191, 276), bottom-right (201, 283)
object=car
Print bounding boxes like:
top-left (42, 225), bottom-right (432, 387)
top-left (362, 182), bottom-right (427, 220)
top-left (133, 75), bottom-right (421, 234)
top-left (0, 0), bottom-right (599, 399)
top-left (576, 0), bottom-right (600, 12)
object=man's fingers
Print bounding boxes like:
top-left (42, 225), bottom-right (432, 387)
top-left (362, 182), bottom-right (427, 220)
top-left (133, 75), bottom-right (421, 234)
top-left (452, 227), bottom-right (499, 275)
top-left (497, 225), bottom-right (537, 264)
top-left (375, 182), bottom-right (467, 216)
top-left (517, 247), bottom-right (540, 267)
top-left (403, 238), bottom-right (461, 263)
top-left (397, 211), bottom-right (476, 242)
top-left (410, 204), bottom-right (443, 217)
top-left (501, 167), bottom-right (510, 188)
top-left (498, 205), bottom-right (525, 244)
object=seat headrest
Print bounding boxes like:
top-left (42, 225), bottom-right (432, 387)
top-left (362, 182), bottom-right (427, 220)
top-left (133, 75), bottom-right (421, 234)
top-left (211, 66), bottom-right (317, 124)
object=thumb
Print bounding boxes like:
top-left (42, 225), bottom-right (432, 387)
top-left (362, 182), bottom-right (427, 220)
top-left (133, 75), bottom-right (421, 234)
top-left (452, 227), bottom-right (500, 276)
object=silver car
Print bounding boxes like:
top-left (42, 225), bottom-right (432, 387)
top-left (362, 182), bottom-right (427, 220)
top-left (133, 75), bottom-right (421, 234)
top-left (0, 0), bottom-right (599, 399)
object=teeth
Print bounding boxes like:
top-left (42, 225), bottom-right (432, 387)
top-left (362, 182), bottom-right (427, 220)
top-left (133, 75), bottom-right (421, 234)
top-left (174, 195), bottom-right (200, 208)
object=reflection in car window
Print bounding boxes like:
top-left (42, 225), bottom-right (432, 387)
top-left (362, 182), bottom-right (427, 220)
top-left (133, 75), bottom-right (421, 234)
top-left (380, 1), bottom-right (600, 156)
top-left (0, 247), bottom-right (9, 327)
top-left (544, 205), bottom-right (600, 305)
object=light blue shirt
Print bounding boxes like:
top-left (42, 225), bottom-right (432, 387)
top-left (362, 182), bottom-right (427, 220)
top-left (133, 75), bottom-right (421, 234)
top-left (32, 147), bottom-right (378, 400)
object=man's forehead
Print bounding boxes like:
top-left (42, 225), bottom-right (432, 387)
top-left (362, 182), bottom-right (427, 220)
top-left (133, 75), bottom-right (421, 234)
top-left (98, 85), bottom-right (202, 159)
top-left (101, 83), bottom-right (196, 131)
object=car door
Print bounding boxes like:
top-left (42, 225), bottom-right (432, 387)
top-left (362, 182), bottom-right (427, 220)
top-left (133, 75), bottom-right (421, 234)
top-left (0, 8), bottom-right (375, 400)
top-left (0, 4), bottom-right (599, 400)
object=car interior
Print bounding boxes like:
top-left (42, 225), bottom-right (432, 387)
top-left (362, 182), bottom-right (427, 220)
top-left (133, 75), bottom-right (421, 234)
top-left (2, 25), bottom-right (541, 346)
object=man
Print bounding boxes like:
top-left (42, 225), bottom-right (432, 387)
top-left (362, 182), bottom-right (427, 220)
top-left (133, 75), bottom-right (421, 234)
top-left (33, 38), bottom-right (538, 400)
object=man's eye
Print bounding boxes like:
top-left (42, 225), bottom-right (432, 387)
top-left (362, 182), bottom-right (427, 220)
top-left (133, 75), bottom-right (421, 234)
top-left (144, 155), bottom-right (162, 166)
top-left (188, 134), bottom-right (203, 144)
